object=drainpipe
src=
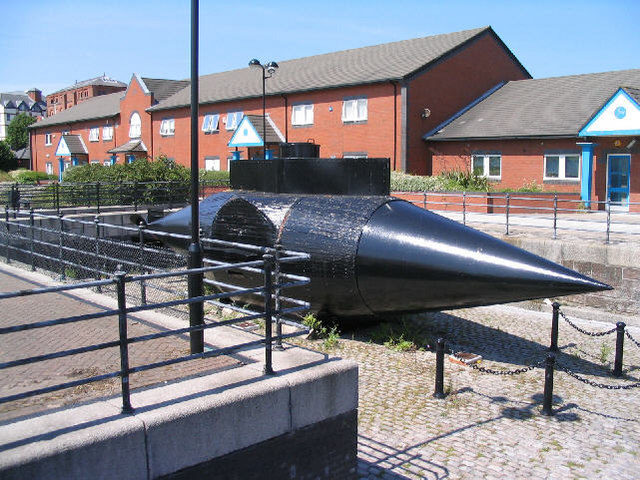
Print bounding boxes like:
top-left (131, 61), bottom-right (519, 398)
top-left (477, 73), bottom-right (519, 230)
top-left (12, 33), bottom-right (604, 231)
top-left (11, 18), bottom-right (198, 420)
top-left (577, 142), bottom-right (595, 208)
top-left (390, 81), bottom-right (398, 171)
top-left (281, 94), bottom-right (288, 142)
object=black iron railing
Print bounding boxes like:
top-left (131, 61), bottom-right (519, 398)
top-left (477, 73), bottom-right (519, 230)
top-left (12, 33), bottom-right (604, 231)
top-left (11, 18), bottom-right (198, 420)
top-left (0, 209), bottom-right (310, 412)
top-left (1, 179), bottom-right (229, 213)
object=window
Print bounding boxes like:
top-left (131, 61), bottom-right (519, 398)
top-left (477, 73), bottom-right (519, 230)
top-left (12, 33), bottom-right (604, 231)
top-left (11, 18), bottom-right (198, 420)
top-left (202, 114), bottom-right (220, 133)
top-left (342, 98), bottom-right (367, 123)
top-left (62, 130), bottom-right (70, 135)
top-left (225, 111), bottom-right (243, 130)
top-left (45, 133), bottom-right (52, 146)
top-left (89, 127), bottom-right (99, 142)
top-left (104, 159), bottom-right (112, 166)
top-left (102, 125), bottom-right (113, 141)
top-left (205, 156), bottom-right (221, 171)
top-left (90, 159), bottom-right (100, 165)
top-left (160, 118), bottom-right (175, 136)
top-left (45, 162), bottom-right (53, 175)
top-left (292, 104), bottom-right (314, 126)
top-left (544, 154), bottom-right (580, 181)
top-left (472, 154), bottom-right (501, 179)
top-left (129, 112), bottom-right (141, 138)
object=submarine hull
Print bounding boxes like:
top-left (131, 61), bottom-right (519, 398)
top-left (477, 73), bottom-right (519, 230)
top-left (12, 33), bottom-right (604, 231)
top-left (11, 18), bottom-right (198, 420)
top-left (149, 191), bottom-right (611, 319)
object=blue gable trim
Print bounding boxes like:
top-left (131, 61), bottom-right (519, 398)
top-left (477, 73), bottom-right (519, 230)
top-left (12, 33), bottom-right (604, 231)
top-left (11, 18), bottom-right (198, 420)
top-left (228, 116), bottom-right (264, 147)
top-left (579, 88), bottom-right (640, 137)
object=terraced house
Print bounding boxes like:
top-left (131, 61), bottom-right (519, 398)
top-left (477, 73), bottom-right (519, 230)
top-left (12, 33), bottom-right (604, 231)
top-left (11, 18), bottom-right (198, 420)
top-left (29, 26), bottom-right (529, 177)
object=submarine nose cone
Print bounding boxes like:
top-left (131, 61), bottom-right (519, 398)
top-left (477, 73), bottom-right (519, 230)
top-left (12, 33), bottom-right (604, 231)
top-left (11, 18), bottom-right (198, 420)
top-left (356, 201), bottom-right (611, 315)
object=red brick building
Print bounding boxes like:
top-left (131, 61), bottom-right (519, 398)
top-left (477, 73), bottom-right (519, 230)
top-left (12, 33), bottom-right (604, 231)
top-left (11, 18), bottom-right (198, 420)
top-left (30, 27), bottom-right (529, 177)
top-left (46, 75), bottom-right (127, 117)
top-left (424, 70), bottom-right (640, 212)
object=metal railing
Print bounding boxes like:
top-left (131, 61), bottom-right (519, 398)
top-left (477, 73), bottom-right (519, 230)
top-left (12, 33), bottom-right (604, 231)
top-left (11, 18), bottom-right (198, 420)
top-left (395, 191), bottom-right (640, 243)
top-left (0, 209), bottom-right (310, 412)
top-left (1, 179), bottom-right (229, 214)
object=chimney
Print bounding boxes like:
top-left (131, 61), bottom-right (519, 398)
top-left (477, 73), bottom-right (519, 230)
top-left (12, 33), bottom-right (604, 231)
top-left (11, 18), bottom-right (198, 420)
top-left (27, 88), bottom-right (42, 103)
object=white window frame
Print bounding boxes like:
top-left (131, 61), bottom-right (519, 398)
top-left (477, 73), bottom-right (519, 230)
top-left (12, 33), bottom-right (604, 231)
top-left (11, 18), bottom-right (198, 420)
top-left (225, 111), bottom-right (243, 130)
top-left (341, 98), bottom-right (367, 123)
top-left (45, 162), bottom-right (53, 175)
top-left (160, 118), bottom-right (175, 136)
top-left (202, 114), bottom-right (220, 133)
top-left (90, 159), bottom-right (101, 165)
top-left (204, 156), bottom-right (221, 171)
top-left (472, 154), bottom-right (501, 180)
top-left (89, 127), bottom-right (99, 142)
top-left (543, 154), bottom-right (580, 181)
top-left (343, 152), bottom-right (368, 159)
top-left (292, 104), bottom-right (314, 126)
top-left (129, 112), bottom-right (141, 138)
top-left (62, 130), bottom-right (70, 136)
top-left (45, 133), bottom-right (52, 146)
top-left (102, 125), bottom-right (113, 141)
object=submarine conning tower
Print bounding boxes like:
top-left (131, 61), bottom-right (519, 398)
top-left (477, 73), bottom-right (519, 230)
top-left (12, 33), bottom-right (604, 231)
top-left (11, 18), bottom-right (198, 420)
top-left (151, 146), bottom-right (612, 319)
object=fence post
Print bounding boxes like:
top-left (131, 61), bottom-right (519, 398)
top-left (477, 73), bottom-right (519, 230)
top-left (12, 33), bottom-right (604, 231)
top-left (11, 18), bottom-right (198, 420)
top-left (29, 209), bottom-right (35, 271)
top-left (138, 224), bottom-right (147, 306)
top-left (613, 322), bottom-right (626, 377)
top-left (94, 216), bottom-right (101, 292)
top-left (553, 194), bottom-right (558, 240)
top-left (505, 193), bottom-right (510, 236)
top-left (5, 207), bottom-right (10, 264)
top-left (433, 338), bottom-right (446, 399)
top-left (133, 181), bottom-right (138, 212)
top-left (605, 199), bottom-right (611, 244)
top-left (115, 271), bottom-right (134, 413)
top-left (274, 244), bottom-right (284, 351)
top-left (58, 213), bottom-right (65, 280)
top-left (542, 353), bottom-right (555, 416)
top-left (423, 191), bottom-right (427, 210)
top-left (263, 254), bottom-right (275, 375)
top-left (462, 191), bottom-right (467, 225)
top-left (550, 302), bottom-right (560, 352)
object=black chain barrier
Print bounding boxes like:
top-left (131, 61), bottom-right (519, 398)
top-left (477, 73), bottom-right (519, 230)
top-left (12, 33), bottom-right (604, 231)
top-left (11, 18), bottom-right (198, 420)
top-left (557, 363), bottom-right (640, 390)
top-left (448, 346), bottom-right (544, 376)
top-left (625, 330), bottom-right (640, 349)
top-left (559, 310), bottom-right (617, 337)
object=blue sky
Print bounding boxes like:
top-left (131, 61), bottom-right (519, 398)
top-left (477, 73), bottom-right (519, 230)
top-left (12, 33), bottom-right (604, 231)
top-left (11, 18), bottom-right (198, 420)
top-left (1, 0), bottom-right (638, 95)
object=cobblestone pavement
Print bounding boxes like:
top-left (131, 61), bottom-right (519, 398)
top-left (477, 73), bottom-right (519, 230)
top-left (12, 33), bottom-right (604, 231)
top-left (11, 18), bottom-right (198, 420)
top-left (297, 305), bottom-right (640, 480)
top-left (0, 264), bottom-right (238, 422)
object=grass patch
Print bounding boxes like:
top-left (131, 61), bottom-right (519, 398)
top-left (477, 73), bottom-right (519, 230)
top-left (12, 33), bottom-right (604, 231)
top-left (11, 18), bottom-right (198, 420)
top-left (367, 319), bottom-right (433, 352)
top-left (302, 314), bottom-right (340, 349)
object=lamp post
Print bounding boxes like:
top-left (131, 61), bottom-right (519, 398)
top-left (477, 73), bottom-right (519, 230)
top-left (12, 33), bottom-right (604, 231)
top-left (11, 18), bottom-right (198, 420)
top-left (248, 59), bottom-right (278, 158)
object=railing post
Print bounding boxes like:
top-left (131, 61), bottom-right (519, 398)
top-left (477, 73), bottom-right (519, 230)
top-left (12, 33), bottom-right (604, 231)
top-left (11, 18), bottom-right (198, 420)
top-left (138, 224), bottom-right (147, 305)
top-left (96, 182), bottom-right (101, 214)
top-left (115, 271), bottom-right (134, 414)
top-left (134, 181), bottom-right (138, 212)
top-left (505, 193), bottom-right (510, 236)
top-left (55, 182), bottom-right (60, 214)
top-left (550, 302), bottom-right (560, 352)
top-left (29, 209), bottom-right (35, 271)
top-left (613, 322), bottom-right (626, 377)
top-left (553, 194), bottom-right (558, 240)
top-left (94, 216), bottom-right (101, 292)
top-left (5, 207), bottom-right (10, 264)
top-left (274, 244), bottom-right (284, 351)
top-left (423, 191), bottom-right (427, 210)
top-left (434, 338), bottom-right (446, 398)
top-left (605, 198), bottom-right (611, 244)
top-left (58, 213), bottom-right (65, 280)
top-left (462, 191), bottom-right (467, 225)
top-left (263, 253), bottom-right (275, 375)
top-left (542, 352), bottom-right (555, 416)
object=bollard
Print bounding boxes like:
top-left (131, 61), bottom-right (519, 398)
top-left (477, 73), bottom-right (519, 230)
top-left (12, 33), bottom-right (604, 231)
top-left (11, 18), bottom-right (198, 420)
top-left (115, 271), bottom-right (134, 414)
top-left (263, 254), bottom-right (275, 375)
top-left (552, 194), bottom-right (558, 240)
top-left (613, 322), bottom-right (626, 377)
top-left (549, 302), bottom-right (560, 352)
top-left (542, 353), bottom-right (555, 416)
top-left (434, 338), bottom-right (446, 399)
top-left (29, 209), bottom-right (35, 271)
top-left (273, 244), bottom-right (284, 351)
top-left (138, 224), bottom-right (147, 305)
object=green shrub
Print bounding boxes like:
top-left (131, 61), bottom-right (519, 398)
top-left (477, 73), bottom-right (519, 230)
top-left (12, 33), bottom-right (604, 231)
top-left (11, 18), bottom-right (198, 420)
top-left (391, 170), bottom-right (490, 192)
top-left (391, 171), bottom-right (446, 191)
top-left (199, 169), bottom-right (230, 184)
top-left (62, 155), bottom-right (190, 184)
top-left (11, 169), bottom-right (56, 184)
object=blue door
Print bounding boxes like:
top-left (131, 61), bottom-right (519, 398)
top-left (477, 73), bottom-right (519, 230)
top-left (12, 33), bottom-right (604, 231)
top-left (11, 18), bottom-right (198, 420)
top-left (607, 154), bottom-right (631, 211)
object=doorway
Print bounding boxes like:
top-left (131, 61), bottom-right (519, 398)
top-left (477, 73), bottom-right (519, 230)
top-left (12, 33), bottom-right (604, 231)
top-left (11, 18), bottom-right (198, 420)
top-left (607, 154), bottom-right (631, 211)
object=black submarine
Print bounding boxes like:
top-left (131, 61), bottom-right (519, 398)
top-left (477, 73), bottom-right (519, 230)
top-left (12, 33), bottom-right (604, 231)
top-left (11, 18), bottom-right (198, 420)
top-left (148, 145), bottom-right (610, 320)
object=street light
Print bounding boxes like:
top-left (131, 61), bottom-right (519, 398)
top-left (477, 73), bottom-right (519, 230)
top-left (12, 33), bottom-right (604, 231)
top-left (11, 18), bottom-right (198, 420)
top-left (249, 59), bottom-right (279, 158)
